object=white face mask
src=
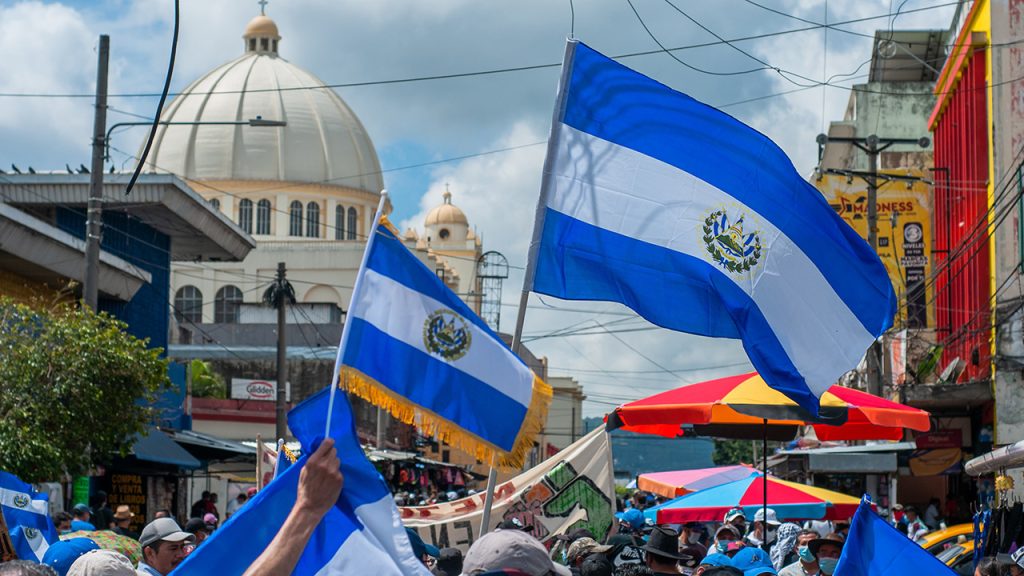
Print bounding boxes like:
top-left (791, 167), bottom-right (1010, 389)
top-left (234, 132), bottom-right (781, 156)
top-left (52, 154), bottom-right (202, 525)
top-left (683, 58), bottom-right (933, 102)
top-left (687, 533), bottom-right (701, 544)
top-left (765, 527), bottom-right (777, 543)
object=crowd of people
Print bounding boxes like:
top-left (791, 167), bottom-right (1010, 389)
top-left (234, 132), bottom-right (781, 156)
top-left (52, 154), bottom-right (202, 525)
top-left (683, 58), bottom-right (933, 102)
top-left (0, 447), bottom-right (1017, 576)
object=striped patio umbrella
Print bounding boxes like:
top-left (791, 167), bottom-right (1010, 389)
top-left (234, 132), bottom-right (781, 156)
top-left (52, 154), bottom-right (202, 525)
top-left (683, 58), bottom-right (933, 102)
top-left (606, 372), bottom-right (931, 441)
top-left (643, 472), bottom-right (861, 524)
top-left (637, 465), bottom-right (755, 499)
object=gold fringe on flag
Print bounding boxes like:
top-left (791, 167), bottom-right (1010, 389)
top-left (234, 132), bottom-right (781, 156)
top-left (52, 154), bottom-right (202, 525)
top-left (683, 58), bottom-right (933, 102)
top-left (338, 366), bottom-right (552, 470)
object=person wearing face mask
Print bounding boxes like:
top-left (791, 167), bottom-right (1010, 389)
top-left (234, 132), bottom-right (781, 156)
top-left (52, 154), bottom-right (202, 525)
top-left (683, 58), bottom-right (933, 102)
top-left (806, 535), bottom-right (843, 576)
top-left (769, 523), bottom-right (801, 570)
top-left (724, 508), bottom-right (747, 537)
top-left (778, 530), bottom-right (820, 576)
top-left (679, 522), bottom-right (708, 557)
top-left (712, 524), bottom-right (742, 555)
top-left (745, 508), bottom-right (781, 553)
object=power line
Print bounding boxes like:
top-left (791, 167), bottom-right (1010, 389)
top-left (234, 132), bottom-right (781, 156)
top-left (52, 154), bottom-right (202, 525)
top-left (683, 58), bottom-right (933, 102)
top-left (0, 2), bottom-right (960, 100)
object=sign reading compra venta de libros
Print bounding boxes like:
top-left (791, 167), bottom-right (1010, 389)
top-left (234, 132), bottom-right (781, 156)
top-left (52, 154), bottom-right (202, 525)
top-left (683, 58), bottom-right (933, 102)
top-left (230, 378), bottom-right (290, 402)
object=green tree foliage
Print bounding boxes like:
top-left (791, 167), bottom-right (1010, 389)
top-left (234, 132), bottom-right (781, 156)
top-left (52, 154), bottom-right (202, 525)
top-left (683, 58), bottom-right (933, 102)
top-left (0, 298), bottom-right (168, 482)
top-left (712, 438), bottom-right (754, 466)
top-left (190, 359), bottom-right (226, 399)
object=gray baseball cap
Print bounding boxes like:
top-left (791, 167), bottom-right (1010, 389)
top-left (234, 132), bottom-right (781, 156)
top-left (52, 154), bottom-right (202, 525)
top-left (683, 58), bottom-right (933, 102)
top-left (462, 529), bottom-right (571, 576)
top-left (139, 517), bottom-right (195, 548)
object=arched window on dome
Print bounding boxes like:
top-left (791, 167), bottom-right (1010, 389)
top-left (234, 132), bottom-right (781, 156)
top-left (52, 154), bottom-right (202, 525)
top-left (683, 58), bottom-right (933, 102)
top-left (238, 199), bottom-right (253, 234)
top-left (306, 202), bottom-right (320, 238)
top-left (256, 200), bottom-right (271, 235)
top-left (289, 201), bottom-right (303, 236)
top-left (335, 205), bottom-right (345, 240)
top-left (347, 207), bottom-right (358, 240)
top-left (174, 286), bottom-right (203, 324)
top-left (210, 198), bottom-right (220, 211)
top-left (214, 285), bottom-right (243, 324)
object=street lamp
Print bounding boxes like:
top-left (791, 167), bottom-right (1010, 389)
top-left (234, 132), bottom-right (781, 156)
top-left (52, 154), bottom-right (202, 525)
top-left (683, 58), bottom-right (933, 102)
top-left (104, 116), bottom-right (287, 161)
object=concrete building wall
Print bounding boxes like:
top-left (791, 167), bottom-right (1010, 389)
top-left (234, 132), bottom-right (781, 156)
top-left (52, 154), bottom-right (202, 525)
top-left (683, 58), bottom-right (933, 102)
top-left (989, 0), bottom-right (1024, 447)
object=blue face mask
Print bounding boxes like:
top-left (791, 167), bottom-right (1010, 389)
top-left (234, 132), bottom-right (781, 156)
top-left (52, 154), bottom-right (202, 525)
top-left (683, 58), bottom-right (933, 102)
top-left (798, 546), bottom-right (815, 563)
top-left (716, 541), bottom-right (729, 554)
top-left (818, 557), bottom-right (839, 574)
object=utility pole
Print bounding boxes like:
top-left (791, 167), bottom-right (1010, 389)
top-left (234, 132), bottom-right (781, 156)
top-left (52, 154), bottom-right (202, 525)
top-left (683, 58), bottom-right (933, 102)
top-left (816, 133), bottom-right (930, 397)
top-left (262, 262), bottom-right (294, 441)
top-left (83, 35), bottom-right (109, 309)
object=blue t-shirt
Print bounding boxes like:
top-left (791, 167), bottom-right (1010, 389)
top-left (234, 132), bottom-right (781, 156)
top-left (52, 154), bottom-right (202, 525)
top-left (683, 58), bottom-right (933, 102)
top-left (70, 519), bottom-right (96, 532)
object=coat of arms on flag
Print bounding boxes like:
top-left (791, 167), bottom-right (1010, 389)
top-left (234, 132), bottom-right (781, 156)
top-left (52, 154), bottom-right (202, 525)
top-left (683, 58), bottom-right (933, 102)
top-left (337, 216), bottom-right (551, 469)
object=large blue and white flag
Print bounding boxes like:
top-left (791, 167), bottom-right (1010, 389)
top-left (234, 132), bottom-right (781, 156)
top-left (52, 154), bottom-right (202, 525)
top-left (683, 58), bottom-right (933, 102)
top-left (835, 497), bottom-right (955, 575)
top-left (528, 41), bottom-right (895, 414)
top-left (0, 471), bottom-right (58, 562)
top-left (172, 388), bottom-right (430, 575)
top-left (339, 218), bottom-right (550, 468)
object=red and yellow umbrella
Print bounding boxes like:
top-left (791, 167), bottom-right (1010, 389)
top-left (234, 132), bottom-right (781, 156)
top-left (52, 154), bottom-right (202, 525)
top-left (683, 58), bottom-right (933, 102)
top-left (606, 372), bottom-right (930, 441)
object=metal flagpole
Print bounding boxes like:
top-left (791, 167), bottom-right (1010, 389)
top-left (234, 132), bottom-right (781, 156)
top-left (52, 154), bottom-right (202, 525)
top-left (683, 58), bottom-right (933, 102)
top-left (479, 38), bottom-right (578, 537)
top-left (762, 418), bottom-right (768, 537)
top-left (324, 191), bottom-right (389, 438)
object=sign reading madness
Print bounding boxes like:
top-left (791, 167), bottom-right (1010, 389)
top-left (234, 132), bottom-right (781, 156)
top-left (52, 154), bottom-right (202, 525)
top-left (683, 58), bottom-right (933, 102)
top-left (401, 429), bottom-right (615, 552)
top-left (815, 172), bottom-right (933, 328)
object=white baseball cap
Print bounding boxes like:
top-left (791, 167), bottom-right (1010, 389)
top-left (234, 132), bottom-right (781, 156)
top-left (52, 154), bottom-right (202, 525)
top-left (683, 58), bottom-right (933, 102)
top-left (753, 507), bottom-right (781, 526)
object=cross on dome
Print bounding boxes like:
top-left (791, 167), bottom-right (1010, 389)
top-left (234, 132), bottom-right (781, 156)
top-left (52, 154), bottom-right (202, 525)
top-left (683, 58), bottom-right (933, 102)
top-left (258, 0), bottom-right (268, 15)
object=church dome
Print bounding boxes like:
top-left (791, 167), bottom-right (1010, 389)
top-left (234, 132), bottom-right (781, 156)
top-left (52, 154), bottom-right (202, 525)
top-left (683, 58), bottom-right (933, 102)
top-left (141, 14), bottom-right (384, 192)
top-left (425, 187), bottom-right (468, 227)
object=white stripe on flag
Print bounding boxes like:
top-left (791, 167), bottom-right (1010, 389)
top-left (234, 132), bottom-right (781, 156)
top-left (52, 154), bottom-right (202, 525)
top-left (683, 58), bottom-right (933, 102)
top-left (351, 269), bottom-right (534, 407)
top-left (0, 488), bottom-right (48, 515)
top-left (315, 497), bottom-right (427, 576)
top-left (545, 122), bottom-right (873, 395)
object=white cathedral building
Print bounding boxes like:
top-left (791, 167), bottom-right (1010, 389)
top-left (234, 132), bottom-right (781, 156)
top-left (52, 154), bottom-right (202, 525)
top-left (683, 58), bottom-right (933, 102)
top-left (149, 12), bottom-right (483, 343)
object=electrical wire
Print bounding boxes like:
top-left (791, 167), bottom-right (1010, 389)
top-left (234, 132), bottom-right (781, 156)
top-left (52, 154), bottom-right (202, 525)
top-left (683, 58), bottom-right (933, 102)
top-left (125, 0), bottom-right (179, 197)
top-left (0, 2), bottom-right (960, 100)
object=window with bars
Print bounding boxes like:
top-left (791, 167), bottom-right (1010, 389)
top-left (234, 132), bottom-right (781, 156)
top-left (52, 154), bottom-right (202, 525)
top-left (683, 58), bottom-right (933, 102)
top-left (306, 202), bottom-right (320, 238)
top-left (174, 286), bottom-right (203, 324)
top-left (289, 201), bottom-right (303, 236)
top-left (256, 199), bottom-right (271, 235)
top-left (238, 199), bottom-right (253, 234)
top-left (347, 207), bottom-right (357, 240)
top-left (214, 285), bottom-right (243, 324)
top-left (335, 204), bottom-right (345, 240)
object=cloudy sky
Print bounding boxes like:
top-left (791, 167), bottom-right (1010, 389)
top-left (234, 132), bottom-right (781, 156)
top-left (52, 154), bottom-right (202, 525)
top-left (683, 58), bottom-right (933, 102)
top-left (0, 0), bottom-right (956, 417)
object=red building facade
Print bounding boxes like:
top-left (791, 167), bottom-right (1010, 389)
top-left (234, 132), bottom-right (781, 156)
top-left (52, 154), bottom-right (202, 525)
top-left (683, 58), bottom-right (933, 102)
top-left (930, 41), bottom-right (991, 383)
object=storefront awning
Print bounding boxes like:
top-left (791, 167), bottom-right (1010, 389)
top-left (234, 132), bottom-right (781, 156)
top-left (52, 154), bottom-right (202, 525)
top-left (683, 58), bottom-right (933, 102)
top-left (132, 428), bottom-right (201, 469)
top-left (965, 439), bottom-right (1024, 476)
top-left (167, 429), bottom-right (256, 463)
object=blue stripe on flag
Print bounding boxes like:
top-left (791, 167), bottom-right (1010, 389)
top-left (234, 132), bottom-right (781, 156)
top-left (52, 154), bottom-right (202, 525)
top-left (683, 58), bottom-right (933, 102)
top-left (342, 318), bottom-right (528, 452)
top-left (365, 225), bottom-right (502, 338)
top-left (559, 42), bottom-right (895, 335)
top-left (0, 471), bottom-right (58, 562)
top-left (835, 498), bottom-right (956, 576)
top-left (173, 389), bottom-right (428, 575)
top-left (533, 207), bottom-right (811, 409)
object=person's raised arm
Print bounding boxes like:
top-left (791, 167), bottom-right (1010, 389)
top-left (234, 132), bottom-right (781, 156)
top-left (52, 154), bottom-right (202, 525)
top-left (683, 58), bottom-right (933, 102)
top-left (243, 438), bottom-right (344, 576)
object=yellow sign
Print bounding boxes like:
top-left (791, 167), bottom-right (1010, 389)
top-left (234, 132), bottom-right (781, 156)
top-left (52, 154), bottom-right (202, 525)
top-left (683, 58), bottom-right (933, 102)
top-left (814, 172), bottom-right (933, 328)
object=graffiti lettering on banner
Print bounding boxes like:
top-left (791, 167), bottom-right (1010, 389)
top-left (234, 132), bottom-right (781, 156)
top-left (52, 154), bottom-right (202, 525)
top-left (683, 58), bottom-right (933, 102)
top-left (402, 428), bottom-right (615, 552)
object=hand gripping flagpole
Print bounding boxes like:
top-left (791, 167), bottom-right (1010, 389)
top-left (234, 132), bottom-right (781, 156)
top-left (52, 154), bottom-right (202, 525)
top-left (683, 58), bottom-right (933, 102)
top-left (480, 39), bottom-right (578, 536)
top-left (324, 191), bottom-right (389, 438)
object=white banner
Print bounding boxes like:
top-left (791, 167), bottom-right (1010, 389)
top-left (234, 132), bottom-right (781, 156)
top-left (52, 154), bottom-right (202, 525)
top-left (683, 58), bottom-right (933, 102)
top-left (231, 378), bottom-right (290, 402)
top-left (402, 428), bottom-right (615, 552)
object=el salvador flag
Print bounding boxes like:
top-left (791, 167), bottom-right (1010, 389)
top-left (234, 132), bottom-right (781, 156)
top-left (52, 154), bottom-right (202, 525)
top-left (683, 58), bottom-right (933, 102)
top-left (528, 41), bottom-right (895, 414)
top-left (0, 471), bottom-right (58, 562)
top-left (339, 219), bottom-right (550, 468)
top-left (172, 388), bottom-right (429, 575)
